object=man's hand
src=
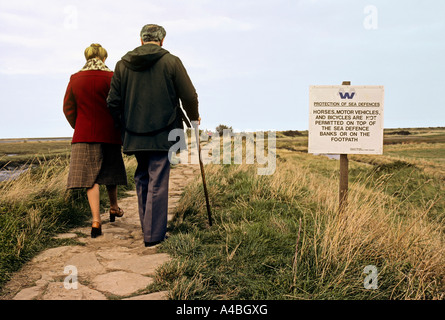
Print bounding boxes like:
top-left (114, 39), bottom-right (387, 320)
top-left (191, 119), bottom-right (200, 129)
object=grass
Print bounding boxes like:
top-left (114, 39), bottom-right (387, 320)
top-left (0, 139), bottom-right (72, 168)
top-left (1, 128), bottom-right (444, 299)
top-left (0, 154), bottom-right (136, 290)
top-left (273, 127), bottom-right (445, 154)
top-left (154, 128), bottom-right (445, 300)
top-left (383, 127), bottom-right (445, 145)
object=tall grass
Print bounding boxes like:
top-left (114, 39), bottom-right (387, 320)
top-left (158, 153), bottom-right (445, 299)
top-left (0, 155), bottom-right (136, 290)
top-left (0, 140), bottom-right (72, 168)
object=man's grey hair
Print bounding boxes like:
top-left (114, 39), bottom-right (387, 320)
top-left (140, 24), bottom-right (166, 43)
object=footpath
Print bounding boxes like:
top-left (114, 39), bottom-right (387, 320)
top-left (1, 164), bottom-right (200, 300)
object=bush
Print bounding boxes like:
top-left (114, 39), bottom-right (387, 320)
top-left (281, 130), bottom-right (303, 137)
top-left (387, 130), bottom-right (411, 135)
top-left (215, 124), bottom-right (233, 136)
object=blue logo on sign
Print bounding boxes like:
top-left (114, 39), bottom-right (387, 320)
top-left (338, 89), bottom-right (356, 99)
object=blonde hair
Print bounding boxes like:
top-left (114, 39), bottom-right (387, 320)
top-left (84, 43), bottom-right (108, 61)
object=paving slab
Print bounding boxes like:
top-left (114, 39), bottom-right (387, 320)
top-left (92, 271), bottom-right (153, 297)
top-left (1, 164), bottom-right (200, 300)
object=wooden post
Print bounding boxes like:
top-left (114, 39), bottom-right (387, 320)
top-left (339, 81), bottom-right (350, 212)
top-left (339, 154), bottom-right (348, 211)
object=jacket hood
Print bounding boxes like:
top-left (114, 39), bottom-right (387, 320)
top-left (121, 44), bottom-right (169, 71)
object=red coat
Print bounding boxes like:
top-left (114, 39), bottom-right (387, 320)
top-left (63, 70), bottom-right (122, 144)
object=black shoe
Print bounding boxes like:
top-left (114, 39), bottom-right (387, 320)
top-left (91, 221), bottom-right (102, 238)
top-left (144, 240), bottom-right (162, 247)
top-left (110, 207), bottom-right (124, 222)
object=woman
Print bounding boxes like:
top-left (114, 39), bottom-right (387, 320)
top-left (63, 43), bottom-right (127, 238)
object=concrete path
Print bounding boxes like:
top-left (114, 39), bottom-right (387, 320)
top-left (1, 164), bottom-right (200, 300)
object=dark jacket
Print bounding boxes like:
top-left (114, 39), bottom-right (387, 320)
top-left (64, 70), bottom-right (122, 145)
top-left (107, 43), bottom-right (199, 153)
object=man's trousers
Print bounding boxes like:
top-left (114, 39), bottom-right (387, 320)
top-left (134, 151), bottom-right (170, 243)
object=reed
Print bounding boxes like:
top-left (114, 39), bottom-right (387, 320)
top-left (159, 151), bottom-right (445, 299)
top-left (0, 155), bottom-right (136, 290)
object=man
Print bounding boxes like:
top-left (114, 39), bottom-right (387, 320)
top-left (107, 24), bottom-right (200, 247)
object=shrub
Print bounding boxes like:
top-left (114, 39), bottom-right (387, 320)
top-left (215, 124), bottom-right (233, 136)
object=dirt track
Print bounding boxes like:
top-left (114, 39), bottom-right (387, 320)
top-left (1, 164), bottom-right (200, 300)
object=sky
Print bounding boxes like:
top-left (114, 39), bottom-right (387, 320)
top-left (0, 0), bottom-right (444, 138)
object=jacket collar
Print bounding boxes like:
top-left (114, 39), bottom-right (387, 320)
top-left (79, 58), bottom-right (112, 72)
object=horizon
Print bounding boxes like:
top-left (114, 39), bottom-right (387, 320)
top-left (1, 126), bottom-right (444, 141)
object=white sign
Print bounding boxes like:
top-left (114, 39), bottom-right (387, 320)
top-left (308, 85), bottom-right (384, 155)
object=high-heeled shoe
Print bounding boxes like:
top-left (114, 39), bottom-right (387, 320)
top-left (109, 207), bottom-right (124, 222)
top-left (91, 221), bottom-right (102, 238)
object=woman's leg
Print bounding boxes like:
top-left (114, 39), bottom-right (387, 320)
top-left (106, 185), bottom-right (119, 211)
top-left (87, 183), bottom-right (101, 223)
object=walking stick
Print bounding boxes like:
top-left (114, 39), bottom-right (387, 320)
top-left (179, 107), bottom-right (213, 226)
top-left (192, 121), bottom-right (213, 226)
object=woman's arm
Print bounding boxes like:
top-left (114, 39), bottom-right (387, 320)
top-left (107, 61), bottom-right (124, 129)
top-left (63, 78), bottom-right (77, 129)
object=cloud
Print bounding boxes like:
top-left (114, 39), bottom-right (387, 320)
top-left (0, 1), bottom-right (257, 76)
top-left (1, 0), bottom-right (445, 136)
top-left (163, 16), bottom-right (255, 34)
top-left (0, 33), bottom-right (52, 49)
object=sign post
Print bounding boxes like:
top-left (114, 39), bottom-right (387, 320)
top-left (308, 82), bottom-right (384, 212)
top-left (339, 81), bottom-right (350, 212)
top-left (339, 154), bottom-right (348, 212)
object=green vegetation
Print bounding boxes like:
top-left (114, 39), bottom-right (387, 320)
top-left (0, 139), bottom-right (72, 168)
top-left (383, 127), bottom-right (445, 145)
top-left (215, 124), bottom-right (233, 136)
top-left (1, 128), bottom-right (444, 299)
top-left (155, 127), bottom-right (444, 299)
top-left (0, 154), bottom-right (136, 290)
